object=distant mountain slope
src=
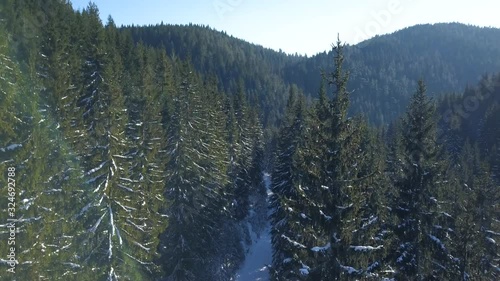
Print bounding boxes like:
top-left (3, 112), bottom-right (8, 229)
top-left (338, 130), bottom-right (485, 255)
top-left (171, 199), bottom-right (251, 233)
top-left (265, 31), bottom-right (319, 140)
top-left (124, 22), bottom-right (500, 125)
top-left (123, 23), bottom-right (301, 126)
top-left (286, 23), bottom-right (500, 124)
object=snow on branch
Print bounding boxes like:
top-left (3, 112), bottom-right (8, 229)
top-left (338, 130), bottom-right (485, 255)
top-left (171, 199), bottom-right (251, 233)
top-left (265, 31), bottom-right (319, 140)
top-left (299, 262), bottom-right (310, 275)
top-left (126, 219), bottom-right (146, 232)
top-left (350, 245), bottom-right (383, 252)
top-left (320, 210), bottom-right (332, 221)
top-left (124, 252), bottom-right (154, 266)
top-left (428, 234), bottom-right (446, 251)
top-left (336, 203), bottom-right (353, 210)
top-left (361, 216), bottom-right (378, 230)
top-left (86, 161), bottom-right (107, 176)
top-left (62, 262), bottom-right (81, 269)
top-left (281, 234), bottom-right (306, 249)
top-left (88, 211), bottom-right (107, 233)
top-left (340, 264), bottom-right (361, 275)
top-left (76, 202), bottom-right (92, 218)
top-left (311, 242), bottom-right (331, 253)
top-left (133, 241), bottom-right (151, 252)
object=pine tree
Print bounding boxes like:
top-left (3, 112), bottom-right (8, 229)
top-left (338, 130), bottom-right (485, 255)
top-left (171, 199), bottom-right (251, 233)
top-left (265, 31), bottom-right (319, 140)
top-left (245, 107), bottom-right (267, 233)
top-left (390, 80), bottom-right (451, 280)
top-left (159, 64), bottom-right (230, 281)
top-left (269, 86), bottom-right (310, 281)
top-left (47, 7), bottom-right (168, 280)
top-left (450, 142), bottom-right (500, 280)
top-left (0, 22), bottom-right (18, 154)
top-left (226, 81), bottom-right (255, 221)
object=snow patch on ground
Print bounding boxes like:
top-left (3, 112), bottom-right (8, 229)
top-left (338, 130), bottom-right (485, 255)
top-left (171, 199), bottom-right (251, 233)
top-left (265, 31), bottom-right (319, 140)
top-left (233, 226), bottom-right (272, 281)
top-left (233, 173), bottom-right (272, 281)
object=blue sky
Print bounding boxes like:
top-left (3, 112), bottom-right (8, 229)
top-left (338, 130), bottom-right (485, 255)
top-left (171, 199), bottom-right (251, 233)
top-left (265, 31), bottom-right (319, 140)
top-left (71, 0), bottom-right (500, 56)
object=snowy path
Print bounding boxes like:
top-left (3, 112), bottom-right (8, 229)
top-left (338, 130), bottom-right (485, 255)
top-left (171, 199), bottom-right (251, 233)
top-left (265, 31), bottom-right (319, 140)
top-left (234, 226), bottom-right (272, 281)
top-left (234, 173), bottom-right (273, 281)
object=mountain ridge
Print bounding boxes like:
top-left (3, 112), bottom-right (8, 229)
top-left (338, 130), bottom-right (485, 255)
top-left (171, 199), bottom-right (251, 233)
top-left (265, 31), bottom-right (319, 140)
top-left (124, 21), bottom-right (500, 125)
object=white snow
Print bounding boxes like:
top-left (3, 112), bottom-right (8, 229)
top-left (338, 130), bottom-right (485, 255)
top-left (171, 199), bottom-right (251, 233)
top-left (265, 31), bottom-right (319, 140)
top-left (109, 205), bottom-right (115, 237)
top-left (486, 237), bottom-right (496, 244)
top-left (76, 202), bottom-right (92, 218)
top-left (234, 172), bottom-right (272, 281)
top-left (109, 266), bottom-right (117, 281)
top-left (340, 264), bottom-right (360, 275)
top-left (88, 212), bottom-right (106, 233)
top-left (366, 261), bottom-right (380, 272)
top-left (127, 218), bottom-right (145, 232)
top-left (350, 245), bottom-right (383, 252)
top-left (320, 210), bottom-right (332, 220)
top-left (429, 234), bottom-right (446, 251)
top-left (86, 161), bottom-right (107, 175)
top-left (133, 241), bottom-right (151, 252)
top-left (0, 143), bottom-right (22, 152)
top-left (20, 197), bottom-right (36, 210)
top-left (299, 262), bottom-right (310, 275)
top-left (84, 175), bottom-right (102, 184)
top-left (486, 230), bottom-right (500, 236)
top-left (361, 216), bottom-right (378, 229)
top-left (62, 262), bottom-right (81, 269)
top-left (234, 226), bottom-right (272, 281)
top-left (311, 242), bottom-right (331, 253)
top-left (108, 233), bottom-right (113, 259)
top-left (336, 203), bottom-right (353, 210)
top-left (281, 234), bottom-right (306, 248)
top-left (333, 232), bottom-right (341, 243)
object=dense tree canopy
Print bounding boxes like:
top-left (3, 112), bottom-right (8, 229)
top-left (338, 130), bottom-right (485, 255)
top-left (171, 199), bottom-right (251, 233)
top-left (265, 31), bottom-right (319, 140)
top-left (0, 1), bottom-right (498, 280)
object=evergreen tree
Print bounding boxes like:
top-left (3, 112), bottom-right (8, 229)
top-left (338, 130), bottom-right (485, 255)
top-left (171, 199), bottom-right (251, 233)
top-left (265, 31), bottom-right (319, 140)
top-left (318, 39), bottom-right (387, 280)
top-left (269, 86), bottom-right (310, 281)
top-left (0, 22), bottom-right (18, 155)
top-left (159, 64), bottom-right (230, 281)
top-left (450, 143), bottom-right (500, 280)
top-left (390, 80), bottom-right (451, 280)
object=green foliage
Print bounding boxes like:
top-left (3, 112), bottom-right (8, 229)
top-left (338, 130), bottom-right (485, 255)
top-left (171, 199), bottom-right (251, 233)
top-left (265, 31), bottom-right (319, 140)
top-left (2, 2), bottom-right (500, 281)
top-left (125, 22), bottom-right (500, 127)
top-left (269, 39), bottom-right (390, 281)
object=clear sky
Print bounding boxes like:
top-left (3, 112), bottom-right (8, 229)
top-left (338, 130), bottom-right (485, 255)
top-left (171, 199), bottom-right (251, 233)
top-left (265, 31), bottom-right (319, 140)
top-left (70, 0), bottom-right (500, 56)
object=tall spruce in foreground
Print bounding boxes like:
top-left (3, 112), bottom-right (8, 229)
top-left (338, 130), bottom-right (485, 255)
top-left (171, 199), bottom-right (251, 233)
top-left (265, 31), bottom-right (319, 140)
top-left (269, 39), bottom-right (390, 280)
top-left (317, 39), bottom-right (388, 280)
top-left (321, 40), bottom-right (359, 280)
top-left (390, 80), bottom-right (451, 280)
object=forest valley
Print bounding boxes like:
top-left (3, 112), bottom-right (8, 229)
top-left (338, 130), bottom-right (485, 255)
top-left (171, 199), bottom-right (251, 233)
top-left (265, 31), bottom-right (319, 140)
top-left (0, 1), bottom-right (499, 281)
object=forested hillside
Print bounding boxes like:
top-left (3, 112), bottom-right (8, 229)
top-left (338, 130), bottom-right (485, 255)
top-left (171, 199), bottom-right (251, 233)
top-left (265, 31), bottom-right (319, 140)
top-left (125, 22), bottom-right (500, 126)
top-left (0, 1), bottom-right (498, 281)
top-left (285, 23), bottom-right (500, 124)
top-left (123, 23), bottom-right (299, 127)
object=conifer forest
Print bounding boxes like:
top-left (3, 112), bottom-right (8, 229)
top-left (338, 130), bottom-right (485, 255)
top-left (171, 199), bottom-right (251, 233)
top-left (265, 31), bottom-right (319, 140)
top-left (0, 1), bottom-right (499, 280)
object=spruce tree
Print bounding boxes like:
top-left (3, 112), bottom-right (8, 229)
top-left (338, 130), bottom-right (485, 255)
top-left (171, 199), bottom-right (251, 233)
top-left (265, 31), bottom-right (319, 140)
top-left (391, 80), bottom-right (451, 280)
top-left (269, 86), bottom-right (312, 281)
top-left (450, 142), bottom-right (500, 280)
top-left (159, 64), bottom-right (230, 281)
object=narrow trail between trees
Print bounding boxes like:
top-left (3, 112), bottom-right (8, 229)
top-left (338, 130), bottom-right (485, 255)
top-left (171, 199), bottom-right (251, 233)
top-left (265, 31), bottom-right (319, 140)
top-left (234, 173), bottom-right (273, 281)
